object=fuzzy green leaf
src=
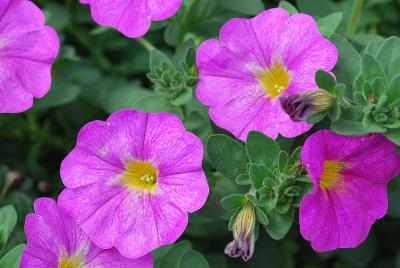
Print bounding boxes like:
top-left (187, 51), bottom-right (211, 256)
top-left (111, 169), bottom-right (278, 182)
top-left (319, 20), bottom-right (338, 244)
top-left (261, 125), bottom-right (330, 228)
top-left (387, 74), bottom-right (400, 104)
top-left (249, 164), bottom-right (274, 189)
top-left (221, 194), bottom-right (246, 211)
top-left (263, 207), bottom-right (295, 240)
top-left (385, 129), bottom-right (400, 145)
top-left (207, 135), bottom-right (248, 179)
top-left (219, 0), bottom-right (265, 15)
top-left (0, 205), bottom-right (17, 247)
top-left (331, 34), bottom-right (362, 91)
top-left (279, 1), bottom-right (298, 14)
top-left (361, 54), bottom-right (386, 82)
top-left (331, 107), bottom-right (369, 135)
top-left (180, 250), bottom-right (210, 268)
top-left (376, 36), bottom-right (400, 81)
top-left (246, 131), bottom-right (280, 168)
top-left (0, 244), bottom-right (25, 268)
top-left (316, 70), bottom-right (336, 93)
top-left (255, 206), bottom-right (269, 226)
top-left (317, 12), bottom-right (343, 38)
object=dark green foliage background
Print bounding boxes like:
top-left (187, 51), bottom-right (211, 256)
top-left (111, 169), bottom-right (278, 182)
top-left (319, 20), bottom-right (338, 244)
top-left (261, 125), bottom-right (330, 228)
top-left (1, 0), bottom-right (400, 267)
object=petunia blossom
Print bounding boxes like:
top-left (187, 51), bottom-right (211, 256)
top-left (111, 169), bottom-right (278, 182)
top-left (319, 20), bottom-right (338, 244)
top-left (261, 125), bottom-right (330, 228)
top-left (0, 0), bottom-right (59, 113)
top-left (20, 198), bottom-right (152, 268)
top-left (299, 130), bottom-right (400, 252)
top-left (58, 109), bottom-right (209, 259)
top-left (80, 0), bottom-right (183, 38)
top-left (196, 8), bottom-right (338, 141)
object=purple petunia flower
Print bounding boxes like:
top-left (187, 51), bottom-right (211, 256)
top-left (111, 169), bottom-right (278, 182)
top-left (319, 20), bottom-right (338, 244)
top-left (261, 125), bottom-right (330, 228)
top-left (80, 0), bottom-right (183, 38)
top-left (20, 198), bottom-right (152, 268)
top-left (196, 8), bottom-right (338, 141)
top-left (299, 130), bottom-right (400, 252)
top-left (58, 109), bottom-right (209, 259)
top-left (0, 0), bottom-right (59, 113)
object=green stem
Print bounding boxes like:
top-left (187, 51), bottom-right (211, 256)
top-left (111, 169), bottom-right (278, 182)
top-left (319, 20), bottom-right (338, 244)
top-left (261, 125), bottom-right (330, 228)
top-left (347, 0), bottom-right (364, 35)
top-left (180, 105), bottom-right (188, 121)
top-left (136, 38), bottom-right (155, 52)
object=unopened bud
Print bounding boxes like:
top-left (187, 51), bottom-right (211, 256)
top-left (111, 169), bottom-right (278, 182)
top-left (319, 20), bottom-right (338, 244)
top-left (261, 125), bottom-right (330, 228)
top-left (279, 90), bottom-right (335, 122)
top-left (224, 202), bottom-right (256, 261)
top-left (1, 171), bottom-right (24, 196)
top-left (37, 180), bottom-right (52, 195)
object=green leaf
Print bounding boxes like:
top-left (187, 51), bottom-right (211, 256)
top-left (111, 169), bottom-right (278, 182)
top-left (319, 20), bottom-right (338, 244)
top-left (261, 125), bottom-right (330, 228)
top-left (154, 241), bottom-right (192, 268)
top-left (163, 20), bottom-right (181, 47)
top-left (376, 36), bottom-right (400, 81)
top-left (249, 164), bottom-right (274, 190)
top-left (331, 107), bottom-right (369, 135)
top-left (385, 129), bottom-right (400, 145)
top-left (387, 74), bottom-right (400, 104)
top-left (362, 112), bottom-right (387, 133)
top-left (297, 0), bottom-right (333, 17)
top-left (180, 250), bottom-right (210, 268)
top-left (255, 206), bottom-right (269, 226)
top-left (0, 192), bottom-right (32, 224)
top-left (246, 131), bottom-right (280, 168)
top-left (258, 179), bottom-right (279, 209)
top-left (0, 244), bottom-right (25, 268)
top-left (44, 3), bottom-right (69, 31)
top-left (0, 205), bottom-right (17, 247)
top-left (288, 147), bottom-right (302, 168)
top-left (102, 86), bottom-right (154, 113)
top-left (316, 70), bottom-right (336, 93)
top-left (219, 0), bottom-right (265, 15)
top-left (361, 54), bottom-right (386, 82)
top-left (34, 79), bottom-right (80, 110)
top-left (263, 207), bottom-right (295, 240)
top-left (228, 208), bottom-right (241, 231)
top-left (278, 151), bottom-right (289, 172)
top-left (171, 88), bottom-right (193, 106)
top-left (220, 194), bottom-right (246, 211)
top-left (135, 94), bottom-right (173, 113)
top-left (278, 1), bottom-right (298, 14)
top-left (173, 39), bottom-right (197, 71)
top-left (235, 173), bottom-right (251, 185)
top-left (150, 49), bottom-right (174, 73)
top-left (317, 12), bottom-right (343, 38)
top-left (354, 91), bottom-right (368, 105)
top-left (207, 135), bottom-right (248, 179)
top-left (328, 101), bottom-right (342, 121)
top-left (331, 34), bottom-right (362, 90)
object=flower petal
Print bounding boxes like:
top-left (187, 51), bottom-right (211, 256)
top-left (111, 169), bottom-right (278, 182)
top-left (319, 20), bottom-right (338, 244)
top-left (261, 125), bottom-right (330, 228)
top-left (158, 170), bottom-right (209, 213)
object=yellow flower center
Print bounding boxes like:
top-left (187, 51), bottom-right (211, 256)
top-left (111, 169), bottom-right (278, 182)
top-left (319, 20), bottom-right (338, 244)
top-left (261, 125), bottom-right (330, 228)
top-left (319, 160), bottom-right (347, 190)
top-left (58, 254), bottom-right (84, 268)
top-left (122, 161), bottom-right (158, 192)
top-left (258, 63), bottom-right (290, 99)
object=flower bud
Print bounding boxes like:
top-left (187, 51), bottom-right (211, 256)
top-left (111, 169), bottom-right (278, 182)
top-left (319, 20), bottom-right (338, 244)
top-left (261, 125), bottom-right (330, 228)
top-left (224, 202), bottom-right (256, 261)
top-left (1, 171), bottom-right (24, 196)
top-left (279, 90), bottom-right (335, 122)
top-left (37, 180), bottom-right (52, 195)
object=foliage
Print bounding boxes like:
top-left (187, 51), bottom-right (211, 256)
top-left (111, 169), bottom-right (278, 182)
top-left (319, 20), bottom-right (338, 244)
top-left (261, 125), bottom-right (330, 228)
top-left (1, 0), bottom-right (400, 267)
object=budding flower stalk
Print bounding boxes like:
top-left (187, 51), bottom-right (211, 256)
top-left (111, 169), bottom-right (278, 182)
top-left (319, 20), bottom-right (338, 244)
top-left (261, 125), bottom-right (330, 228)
top-left (280, 90), bottom-right (335, 122)
top-left (225, 201), bottom-right (256, 261)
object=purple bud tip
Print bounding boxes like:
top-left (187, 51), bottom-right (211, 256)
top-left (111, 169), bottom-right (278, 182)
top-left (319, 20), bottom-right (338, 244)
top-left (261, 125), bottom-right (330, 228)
top-left (279, 90), bottom-right (334, 122)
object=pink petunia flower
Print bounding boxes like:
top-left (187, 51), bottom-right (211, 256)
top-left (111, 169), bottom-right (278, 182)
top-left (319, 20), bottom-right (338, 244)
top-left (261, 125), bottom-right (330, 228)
top-left (58, 109), bottom-right (209, 259)
top-left (300, 130), bottom-right (400, 252)
top-left (0, 0), bottom-right (59, 113)
top-left (20, 198), bottom-right (152, 268)
top-left (196, 8), bottom-right (338, 141)
top-left (80, 0), bottom-right (183, 38)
